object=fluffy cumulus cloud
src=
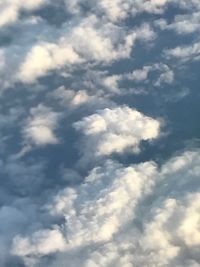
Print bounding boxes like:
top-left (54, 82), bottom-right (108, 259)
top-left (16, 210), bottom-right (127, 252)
top-left (22, 104), bottom-right (60, 147)
top-left (12, 160), bottom-right (157, 256)
top-left (16, 18), bottom-right (155, 84)
top-left (17, 42), bottom-right (81, 83)
top-left (0, 0), bottom-right (199, 266)
top-left (74, 106), bottom-right (160, 157)
top-left (10, 150), bottom-right (200, 267)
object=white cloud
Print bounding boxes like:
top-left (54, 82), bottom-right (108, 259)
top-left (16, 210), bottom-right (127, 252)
top-left (155, 12), bottom-right (200, 35)
top-left (175, 0), bottom-right (200, 11)
top-left (12, 229), bottom-right (66, 256)
top-left (102, 75), bottom-right (122, 93)
top-left (154, 64), bottom-right (174, 86)
top-left (127, 63), bottom-right (174, 86)
top-left (101, 63), bottom-right (174, 95)
top-left (127, 66), bottom-right (152, 82)
top-left (48, 86), bottom-right (111, 113)
top-left (17, 42), bottom-right (81, 83)
top-left (50, 86), bottom-right (91, 107)
top-left (12, 159), bottom-right (157, 263)
top-left (98, 0), bottom-right (131, 21)
top-left (0, 1), bottom-right (199, 267)
top-left (0, 205), bottom-right (27, 266)
top-left (141, 193), bottom-right (200, 266)
top-left (0, 50), bottom-right (5, 71)
top-left (22, 104), bottom-right (60, 146)
top-left (97, 0), bottom-right (169, 21)
top-left (11, 150), bottom-right (200, 267)
top-left (69, 17), bottom-right (155, 62)
top-left (65, 0), bottom-right (170, 22)
top-left (15, 16), bottom-right (155, 84)
top-left (0, 0), bottom-right (47, 27)
top-left (48, 161), bottom-right (156, 246)
top-left (74, 106), bottom-right (160, 159)
top-left (165, 42), bottom-right (200, 62)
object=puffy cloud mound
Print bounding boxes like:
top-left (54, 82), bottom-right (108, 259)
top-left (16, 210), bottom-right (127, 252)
top-left (12, 159), bottom-right (157, 265)
top-left (17, 42), bottom-right (80, 83)
top-left (10, 150), bottom-right (200, 267)
top-left (140, 193), bottom-right (200, 267)
top-left (0, 0), bottom-right (199, 266)
top-left (16, 18), bottom-right (155, 84)
top-left (12, 229), bottom-right (66, 257)
top-left (22, 104), bottom-right (60, 147)
top-left (74, 106), bottom-right (160, 156)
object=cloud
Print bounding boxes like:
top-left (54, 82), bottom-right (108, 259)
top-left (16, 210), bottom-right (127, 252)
top-left (156, 12), bottom-right (200, 35)
top-left (99, 63), bottom-right (174, 96)
top-left (17, 42), bottom-right (81, 83)
top-left (74, 106), bottom-right (160, 158)
top-left (164, 42), bottom-right (200, 62)
top-left (96, 0), bottom-right (200, 22)
top-left (126, 63), bottom-right (174, 86)
top-left (140, 193), bottom-right (200, 266)
top-left (102, 74), bottom-right (122, 93)
top-left (0, 0), bottom-right (199, 266)
top-left (10, 149), bottom-right (200, 267)
top-left (67, 18), bottom-right (155, 63)
top-left (15, 16), bottom-right (155, 83)
top-left (48, 86), bottom-right (112, 114)
top-left (12, 159), bottom-right (158, 264)
top-left (175, 0), bottom-right (200, 11)
top-left (153, 64), bottom-right (174, 86)
top-left (22, 104), bottom-right (60, 147)
top-left (12, 229), bottom-right (66, 257)
top-left (66, 0), bottom-right (170, 22)
top-left (0, 205), bottom-right (28, 266)
top-left (50, 86), bottom-right (91, 107)
top-left (0, 0), bottom-right (47, 27)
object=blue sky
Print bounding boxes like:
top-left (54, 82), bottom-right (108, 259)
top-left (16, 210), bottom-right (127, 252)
top-left (0, 1), bottom-right (200, 266)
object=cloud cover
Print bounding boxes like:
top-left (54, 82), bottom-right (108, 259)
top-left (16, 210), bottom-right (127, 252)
top-left (10, 150), bottom-right (200, 267)
top-left (0, 0), bottom-right (199, 266)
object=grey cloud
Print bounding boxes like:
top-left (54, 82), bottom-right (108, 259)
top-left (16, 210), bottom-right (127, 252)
top-left (164, 42), bottom-right (200, 62)
top-left (98, 63), bottom-right (174, 96)
top-left (155, 12), bottom-right (200, 35)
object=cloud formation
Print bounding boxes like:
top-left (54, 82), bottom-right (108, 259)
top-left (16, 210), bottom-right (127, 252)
top-left (17, 42), bottom-right (80, 83)
top-left (165, 42), bottom-right (200, 62)
top-left (10, 150), bottom-right (200, 267)
top-left (0, 0), bottom-right (46, 27)
top-left (22, 104), bottom-right (60, 147)
top-left (0, 0), bottom-right (199, 266)
top-left (74, 106), bottom-right (160, 157)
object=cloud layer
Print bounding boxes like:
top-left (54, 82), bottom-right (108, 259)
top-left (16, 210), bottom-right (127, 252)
top-left (10, 150), bottom-right (200, 267)
top-left (0, 0), bottom-right (199, 266)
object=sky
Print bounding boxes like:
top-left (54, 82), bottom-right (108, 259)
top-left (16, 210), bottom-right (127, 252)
top-left (0, 0), bottom-right (200, 266)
